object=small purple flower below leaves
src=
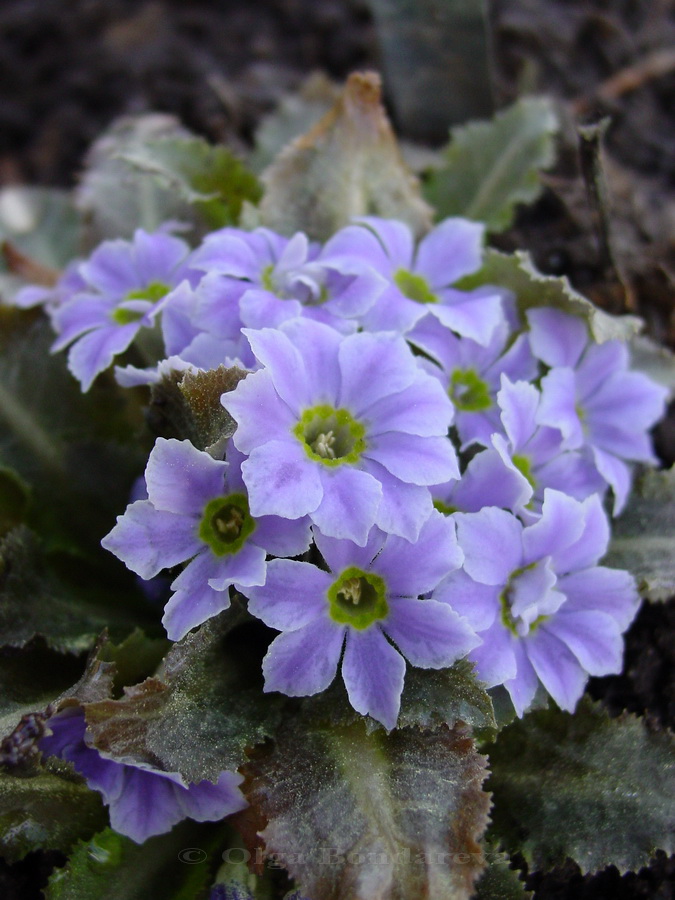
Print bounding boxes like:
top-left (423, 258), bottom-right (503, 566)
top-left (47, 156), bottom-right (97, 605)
top-left (39, 708), bottom-right (246, 844)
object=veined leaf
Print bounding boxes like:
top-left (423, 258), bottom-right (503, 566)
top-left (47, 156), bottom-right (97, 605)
top-left (84, 613), bottom-right (283, 784)
top-left (44, 824), bottom-right (223, 900)
top-left (488, 697), bottom-right (675, 873)
top-left (473, 845), bottom-right (532, 899)
top-left (75, 114), bottom-right (261, 246)
top-left (460, 249), bottom-right (642, 343)
top-left (258, 71), bottom-right (433, 242)
top-left (0, 186), bottom-right (81, 272)
top-left (0, 527), bottom-right (149, 653)
top-left (0, 758), bottom-right (106, 863)
top-left (302, 661), bottom-right (496, 739)
top-left (242, 718), bottom-right (490, 900)
top-left (0, 310), bottom-right (147, 552)
top-left (605, 465), bottom-right (675, 602)
top-left (424, 98), bottom-right (558, 232)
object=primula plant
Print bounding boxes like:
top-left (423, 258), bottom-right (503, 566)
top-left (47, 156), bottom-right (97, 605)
top-left (1, 71), bottom-right (674, 900)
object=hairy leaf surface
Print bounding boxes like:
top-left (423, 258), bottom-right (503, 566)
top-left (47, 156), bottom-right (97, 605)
top-left (84, 614), bottom-right (282, 783)
top-left (424, 98), bottom-right (558, 232)
top-left (258, 71), bottom-right (432, 242)
top-left (488, 697), bottom-right (675, 873)
top-left (605, 465), bottom-right (675, 601)
top-left (243, 718), bottom-right (490, 900)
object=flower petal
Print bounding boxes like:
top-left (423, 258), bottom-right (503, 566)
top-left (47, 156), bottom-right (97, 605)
top-left (455, 507), bottom-right (523, 585)
top-left (145, 438), bottom-right (227, 516)
top-left (341, 627), bottom-right (406, 730)
top-left (101, 501), bottom-right (200, 579)
top-left (384, 597), bottom-right (479, 668)
top-left (311, 467), bottom-right (382, 546)
top-left (366, 433), bottom-right (459, 486)
top-left (242, 440), bottom-right (324, 519)
top-left (526, 629), bottom-right (588, 712)
top-left (263, 619), bottom-right (344, 697)
top-left (246, 559), bottom-right (331, 631)
top-left (223, 370), bottom-right (297, 455)
top-left (415, 217), bottom-right (484, 287)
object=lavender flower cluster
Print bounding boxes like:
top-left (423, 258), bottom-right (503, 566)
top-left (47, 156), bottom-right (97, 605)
top-left (21, 217), bottom-right (666, 842)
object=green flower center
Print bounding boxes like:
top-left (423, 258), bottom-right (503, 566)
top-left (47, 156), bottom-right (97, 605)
top-left (198, 493), bottom-right (255, 557)
top-left (512, 454), bottom-right (536, 489)
top-left (500, 563), bottom-right (546, 636)
top-left (111, 281), bottom-right (172, 325)
top-left (433, 498), bottom-right (458, 516)
top-left (260, 264), bottom-right (276, 292)
top-left (294, 405), bottom-right (366, 467)
top-left (394, 268), bottom-right (438, 304)
top-left (449, 369), bottom-right (492, 412)
top-left (328, 567), bottom-right (389, 630)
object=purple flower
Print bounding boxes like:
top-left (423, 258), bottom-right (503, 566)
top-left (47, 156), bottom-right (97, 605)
top-left (102, 438), bottom-right (311, 640)
top-left (190, 227), bottom-right (384, 337)
top-left (321, 216), bottom-right (503, 341)
top-left (11, 260), bottom-right (87, 313)
top-left (222, 318), bottom-right (459, 545)
top-left (245, 513), bottom-right (478, 730)
top-left (529, 308), bottom-right (669, 512)
top-left (410, 312), bottom-right (537, 449)
top-left (489, 376), bottom-right (606, 519)
top-left (40, 708), bottom-right (245, 844)
top-left (50, 230), bottom-right (195, 390)
top-left (433, 490), bottom-right (640, 716)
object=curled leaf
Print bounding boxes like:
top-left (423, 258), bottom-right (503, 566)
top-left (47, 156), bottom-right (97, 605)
top-left (258, 71), bottom-right (433, 242)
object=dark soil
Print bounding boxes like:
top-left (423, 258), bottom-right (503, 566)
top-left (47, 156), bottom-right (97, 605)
top-left (0, 1), bottom-right (674, 898)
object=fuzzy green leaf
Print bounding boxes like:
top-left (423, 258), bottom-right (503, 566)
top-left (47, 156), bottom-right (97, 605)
top-left (84, 613), bottom-right (283, 784)
top-left (242, 718), bottom-right (490, 900)
top-left (473, 846), bottom-right (532, 900)
top-left (0, 467), bottom-right (29, 536)
top-left (0, 186), bottom-right (81, 270)
top-left (0, 311), bottom-right (147, 552)
top-left (301, 662), bottom-right (496, 739)
top-left (604, 465), bottom-right (675, 602)
top-left (44, 824), bottom-right (223, 900)
top-left (424, 98), bottom-right (558, 232)
top-left (460, 249), bottom-right (642, 344)
top-left (76, 114), bottom-right (261, 246)
top-left (148, 365), bottom-right (247, 454)
top-left (0, 759), bottom-right (107, 863)
top-left (488, 697), bottom-right (675, 873)
top-left (120, 138), bottom-right (262, 231)
top-left (258, 71), bottom-right (432, 242)
top-left (0, 527), bottom-right (152, 653)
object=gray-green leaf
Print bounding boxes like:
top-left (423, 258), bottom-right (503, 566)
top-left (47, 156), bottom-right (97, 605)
top-left (461, 249), bottom-right (642, 343)
top-left (604, 465), bottom-right (675, 602)
top-left (488, 697), bottom-right (675, 873)
top-left (424, 98), bottom-right (559, 232)
top-left (243, 718), bottom-right (491, 900)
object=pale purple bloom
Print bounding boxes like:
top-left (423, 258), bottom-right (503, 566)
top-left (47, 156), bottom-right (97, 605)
top-left (320, 216), bottom-right (503, 341)
top-left (410, 313), bottom-right (537, 449)
top-left (245, 514), bottom-right (478, 730)
top-left (222, 318), bottom-right (459, 545)
top-left (190, 227), bottom-right (384, 337)
top-left (11, 260), bottom-right (87, 314)
top-left (433, 490), bottom-right (640, 716)
top-left (529, 308), bottom-right (669, 512)
top-left (102, 438), bottom-right (311, 641)
top-left (50, 230), bottom-right (196, 391)
top-left (40, 708), bottom-right (245, 844)
top-left (489, 376), bottom-right (606, 520)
